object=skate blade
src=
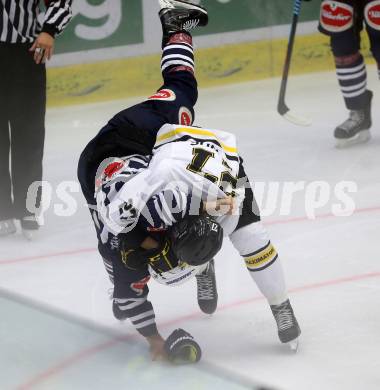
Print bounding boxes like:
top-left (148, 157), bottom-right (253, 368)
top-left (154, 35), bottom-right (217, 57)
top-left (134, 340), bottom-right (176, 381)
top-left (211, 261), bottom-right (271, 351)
top-left (287, 338), bottom-right (299, 353)
top-left (335, 130), bottom-right (371, 149)
top-left (159, 0), bottom-right (206, 11)
top-left (22, 229), bottom-right (39, 241)
top-left (0, 220), bottom-right (17, 237)
top-left (0, 228), bottom-right (17, 237)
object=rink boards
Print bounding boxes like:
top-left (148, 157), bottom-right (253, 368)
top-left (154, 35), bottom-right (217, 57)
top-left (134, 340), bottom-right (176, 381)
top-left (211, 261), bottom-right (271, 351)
top-left (46, 32), bottom-right (375, 108)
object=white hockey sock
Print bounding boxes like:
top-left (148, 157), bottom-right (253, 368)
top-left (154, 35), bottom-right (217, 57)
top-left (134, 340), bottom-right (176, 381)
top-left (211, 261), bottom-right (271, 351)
top-left (230, 222), bottom-right (288, 306)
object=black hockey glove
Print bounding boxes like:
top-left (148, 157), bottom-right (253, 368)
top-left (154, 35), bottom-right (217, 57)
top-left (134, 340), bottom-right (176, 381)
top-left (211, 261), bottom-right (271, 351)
top-left (146, 238), bottom-right (179, 273)
top-left (120, 235), bottom-right (179, 272)
top-left (164, 329), bottom-right (202, 364)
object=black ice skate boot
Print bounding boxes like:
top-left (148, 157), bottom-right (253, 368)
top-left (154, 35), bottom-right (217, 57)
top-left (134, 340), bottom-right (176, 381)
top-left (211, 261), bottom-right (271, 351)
top-left (270, 299), bottom-right (301, 351)
top-left (334, 90), bottom-right (373, 148)
top-left (159, 0), bottom-right (208, 46)
top-left (21, 215), bottom-right (40, 241)
top-left (0, 219), bottom-right (16, 237)
top-left (196, 259), bottom-right (218, 315)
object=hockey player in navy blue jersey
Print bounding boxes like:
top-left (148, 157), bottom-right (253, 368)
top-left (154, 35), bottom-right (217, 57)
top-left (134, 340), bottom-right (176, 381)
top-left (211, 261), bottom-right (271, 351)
top-left (318, 0), bottom-right (380, 147)
top-left (78, 0), bottom-right (301, 361)
top-left (79, 0), bottom-right (216, 359)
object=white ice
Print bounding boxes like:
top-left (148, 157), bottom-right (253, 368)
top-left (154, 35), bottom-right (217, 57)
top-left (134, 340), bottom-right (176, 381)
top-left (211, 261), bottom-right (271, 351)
top-left (1, 67), bottom-right (379, 390)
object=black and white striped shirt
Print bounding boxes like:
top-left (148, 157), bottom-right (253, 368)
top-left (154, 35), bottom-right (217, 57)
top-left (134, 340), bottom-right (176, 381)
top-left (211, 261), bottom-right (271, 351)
top-left (0, 0), bottom-right (72, 44)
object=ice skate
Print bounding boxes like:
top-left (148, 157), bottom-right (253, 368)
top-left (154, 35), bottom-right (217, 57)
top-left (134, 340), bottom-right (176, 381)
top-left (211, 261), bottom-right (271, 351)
top-left (159, 0), bottom-right (208, 37)
top-left (21, 215), bottom-right (40, 241)
top-left (196, 259), bottom-right (218, 315)
top-left (271, 299), bottom-right (301, 352)
top-left (335, 91), bottom-right (373, 148)
top-left (0, 219), bottom-right (17, 237)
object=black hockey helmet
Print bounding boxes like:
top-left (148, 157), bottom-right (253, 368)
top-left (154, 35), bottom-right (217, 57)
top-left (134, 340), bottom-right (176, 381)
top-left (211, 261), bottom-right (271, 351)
top-left (170, 215), bottom-right (223, 266)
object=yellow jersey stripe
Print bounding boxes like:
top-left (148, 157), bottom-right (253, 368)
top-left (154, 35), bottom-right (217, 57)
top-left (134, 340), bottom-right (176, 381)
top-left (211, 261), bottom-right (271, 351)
top-left (157, 127), bottom-right (238, 154)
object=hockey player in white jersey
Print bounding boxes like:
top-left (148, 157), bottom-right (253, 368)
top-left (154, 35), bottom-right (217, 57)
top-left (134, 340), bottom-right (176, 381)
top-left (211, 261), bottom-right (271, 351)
top-left (96, 123), bottom-right (301, 356)
top-left (78, 0), bottom-right (301, 361)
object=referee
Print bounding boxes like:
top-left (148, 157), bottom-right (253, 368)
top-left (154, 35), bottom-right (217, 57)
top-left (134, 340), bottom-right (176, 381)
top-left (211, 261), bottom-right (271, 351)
top-left (0, 0), bottom-right (72, 239)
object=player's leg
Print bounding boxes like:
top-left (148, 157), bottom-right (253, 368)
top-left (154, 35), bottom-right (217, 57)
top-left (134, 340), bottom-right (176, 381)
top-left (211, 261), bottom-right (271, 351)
top-left (0, 44), bottom-right (16, 236)
top-left (78, 1), bottom-right (208, 199)
top-left (230, 222), bottom-right (301, 346)
top-left (229, 165), bottom-right (301, 347)
top-left (9, 44), bottom-right (46, 238)
top-left (121, 0), bottom-right (209, 132)
top-left (364, 0), bottom-right (380, 78)
top-left (319, 0), bottom-right (372, 147)
top-left (101, 254), bottom-right (159, 337)
top-left (0, 119), bottom-right (16, 236)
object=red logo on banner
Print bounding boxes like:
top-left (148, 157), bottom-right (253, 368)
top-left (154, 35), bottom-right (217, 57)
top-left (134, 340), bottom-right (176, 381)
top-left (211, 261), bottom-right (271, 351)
top-left (131, 276), bottom-right (151, 296)
top-left (320, 1), bottom-right (353, 32)
top-left (365, 1), bottom-right (380, 30)
top-left (148, 89), bottom-right (176, 101)
top-left (179, 106), bottom-right (193, 126)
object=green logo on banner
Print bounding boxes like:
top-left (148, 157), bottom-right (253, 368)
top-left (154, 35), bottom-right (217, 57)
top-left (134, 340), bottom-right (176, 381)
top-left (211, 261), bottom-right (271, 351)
top-left (55, 0), bottom-right (143, 54)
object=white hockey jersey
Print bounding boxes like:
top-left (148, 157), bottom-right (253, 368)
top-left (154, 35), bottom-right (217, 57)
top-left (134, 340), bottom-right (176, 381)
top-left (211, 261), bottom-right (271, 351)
top-left (95, 124), bottom-right (245, 239)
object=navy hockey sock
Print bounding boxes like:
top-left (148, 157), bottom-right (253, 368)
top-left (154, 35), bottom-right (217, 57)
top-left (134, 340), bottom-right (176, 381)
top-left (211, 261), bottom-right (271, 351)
top-left (161, 33), bottom-right (195, 75)
top-left (335, 53), bottom-right (369, 110)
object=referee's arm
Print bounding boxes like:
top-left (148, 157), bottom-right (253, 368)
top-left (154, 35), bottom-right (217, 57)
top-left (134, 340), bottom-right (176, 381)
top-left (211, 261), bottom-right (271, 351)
top-left (31, 0), bottom-right (73, 64)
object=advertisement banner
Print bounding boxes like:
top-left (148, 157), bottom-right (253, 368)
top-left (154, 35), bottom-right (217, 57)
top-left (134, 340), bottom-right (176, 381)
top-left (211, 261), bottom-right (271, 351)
top-left (195, 0), bottom-right (320, 35)
top-left (53, 0), bottom-right (320, 55)
top-left (55, 0), bottom-right (143, 54)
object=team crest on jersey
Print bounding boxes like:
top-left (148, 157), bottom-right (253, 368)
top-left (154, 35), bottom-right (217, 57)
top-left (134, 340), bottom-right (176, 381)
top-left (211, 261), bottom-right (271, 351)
top-left (365, 1), bottom-right (380, 30)
top-left (130, 276), bottom-right (151, 296)
top-left (119, 200), bottom-right (138, 228)
top-left (104, 161), bottom-right (124, 179)
top-left (148, 89), bottom-right (176, 101)
top-left (179, 106), bottom-right (193, 126)
top-left (320, 1), bottom-right (354, 32)
top-left (95, 158), bottom-right (125, 189)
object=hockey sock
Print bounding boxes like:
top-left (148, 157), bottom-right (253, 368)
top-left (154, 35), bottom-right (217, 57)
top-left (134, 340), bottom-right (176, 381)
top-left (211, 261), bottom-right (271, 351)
top-left (230, 222), bottom-right (288, 306)
top-left (161, 33), bottom-right (195, 75)
top-left (335, 53), bottom-right (368, 110)
top-left (247, 255), bottom-right (288, 306)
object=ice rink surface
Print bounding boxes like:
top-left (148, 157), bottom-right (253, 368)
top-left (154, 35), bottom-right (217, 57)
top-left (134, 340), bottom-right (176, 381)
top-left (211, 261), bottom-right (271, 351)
top-left (1, 67), bottom-right (379, 390)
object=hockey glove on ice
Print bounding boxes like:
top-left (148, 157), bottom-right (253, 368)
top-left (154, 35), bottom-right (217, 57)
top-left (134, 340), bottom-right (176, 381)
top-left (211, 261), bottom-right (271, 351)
top-left (164, 328), bottom-right (202, 364)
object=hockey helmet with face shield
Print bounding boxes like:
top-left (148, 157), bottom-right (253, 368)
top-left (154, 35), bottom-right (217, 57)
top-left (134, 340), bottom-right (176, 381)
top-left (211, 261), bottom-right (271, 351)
top-left (148, 215), bottom-right (223, 286)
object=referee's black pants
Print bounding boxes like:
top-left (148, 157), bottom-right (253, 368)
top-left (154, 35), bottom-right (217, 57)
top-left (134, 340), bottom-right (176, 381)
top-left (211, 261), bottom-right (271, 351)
top-left (0, 42), bottom-right (45, 220)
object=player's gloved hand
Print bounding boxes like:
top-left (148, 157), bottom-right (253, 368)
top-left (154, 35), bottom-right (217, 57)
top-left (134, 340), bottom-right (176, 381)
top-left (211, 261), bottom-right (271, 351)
top-left (146, 237), bottom-right (179, 272)
top-left (164, 329), bottom-right (202, 364)
top-left (121, 235), bottom-right (178, 270)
